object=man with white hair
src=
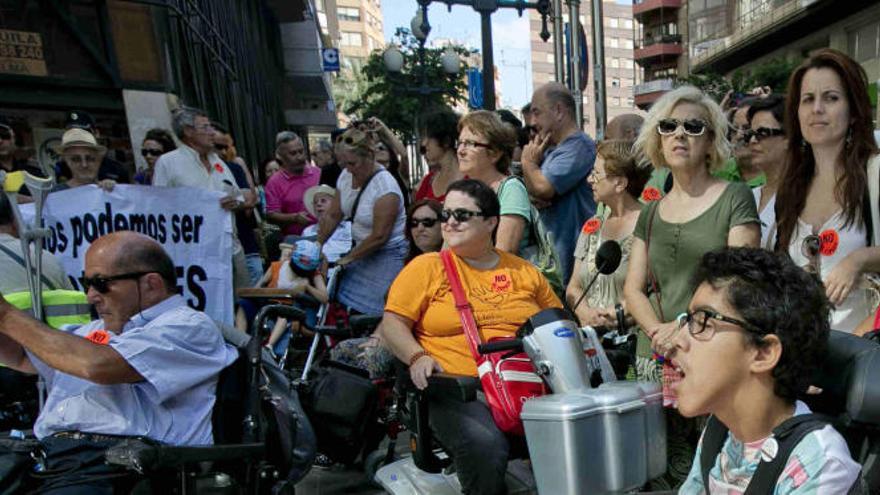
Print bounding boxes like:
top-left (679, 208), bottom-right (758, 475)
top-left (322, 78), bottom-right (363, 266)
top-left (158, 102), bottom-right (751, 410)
top-left (265, 131), bottom-right (321, 237)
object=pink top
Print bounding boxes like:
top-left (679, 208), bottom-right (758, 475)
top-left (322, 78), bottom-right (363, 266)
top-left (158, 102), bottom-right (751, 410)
top-left (264, 165), bottom-right (321, 235)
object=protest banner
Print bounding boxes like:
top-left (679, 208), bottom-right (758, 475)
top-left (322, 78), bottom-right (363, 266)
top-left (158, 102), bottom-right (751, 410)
top-left (23, 185), bottom-right (234, 324)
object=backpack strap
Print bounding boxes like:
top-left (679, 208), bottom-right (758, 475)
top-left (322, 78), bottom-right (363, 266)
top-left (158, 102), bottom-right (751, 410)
top-left (701, 413), bottom-right (830, 494)
top-left (700, 414), bottom-right (730, 492)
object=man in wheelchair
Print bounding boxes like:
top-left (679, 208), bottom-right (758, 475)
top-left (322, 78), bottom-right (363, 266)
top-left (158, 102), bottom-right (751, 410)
top-left (670, 248), bottom-right (862, 493)
top-left (0, 232), bottom-right (238, 493)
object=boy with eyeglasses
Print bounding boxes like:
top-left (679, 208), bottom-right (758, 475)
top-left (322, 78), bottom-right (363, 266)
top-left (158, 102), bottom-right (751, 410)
top-left (669, 247), bottom-right (860, 494)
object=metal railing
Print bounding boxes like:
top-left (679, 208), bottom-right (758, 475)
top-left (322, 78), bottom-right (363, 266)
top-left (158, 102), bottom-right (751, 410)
top-left (633, 78), bottom-right (675, 96)
top-left (634, 33), bottom-right (682, 50)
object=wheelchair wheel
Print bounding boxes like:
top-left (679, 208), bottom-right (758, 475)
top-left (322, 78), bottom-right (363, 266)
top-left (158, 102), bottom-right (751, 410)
top-left (364, 448), bottom-right (396, 487)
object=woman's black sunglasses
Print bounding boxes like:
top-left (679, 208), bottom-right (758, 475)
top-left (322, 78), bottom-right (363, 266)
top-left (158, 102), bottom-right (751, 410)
top-left (439, 208), bottom-right (488, 223)
top-left (657, 118), bottom-right (709, 137)
top-left (141, 149), bottom-right (163, 157)
top-left (409, 218), bottom-right (438, 228)
top-left (744, 127), bottom-right (784, 142)
top-left (82, 271), bottom-right (153, 293)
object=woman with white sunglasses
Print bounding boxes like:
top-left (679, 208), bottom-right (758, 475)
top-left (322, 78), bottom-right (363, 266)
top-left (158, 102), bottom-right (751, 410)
top-left (623, 85), bottom-right (760, 489)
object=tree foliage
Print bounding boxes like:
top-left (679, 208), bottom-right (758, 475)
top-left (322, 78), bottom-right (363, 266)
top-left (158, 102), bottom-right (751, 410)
top-left (336, 28), bottom-right (471, 142)
top-left (676, 57), bottom-right (800, 103)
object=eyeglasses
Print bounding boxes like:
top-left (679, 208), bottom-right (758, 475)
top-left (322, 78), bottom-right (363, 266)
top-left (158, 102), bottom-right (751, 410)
top-left (65, 154), bottom-right (98, 165)
top-left (141, 148), bottom-right (163, 157)
top-left (440, 208), bottom-right (488, 223)
top-left (587, 169), bottom-right (611, 184)
top-left (82, 271), bottom-right (154, 294)
top-left (409, 217), bottom-right (438, 228)
top-left (657, 118), bottom-right (710, 137)
top-left (802, 234), bottom-right (821, 275)
top-left (682, 308), bottom-right (763, 341)
top-left (745, 127), bottom-right (785, 142)
top-left (457, 140), bottom-right (491, 151)
top-left (214, 143), bottom-right (229, 151)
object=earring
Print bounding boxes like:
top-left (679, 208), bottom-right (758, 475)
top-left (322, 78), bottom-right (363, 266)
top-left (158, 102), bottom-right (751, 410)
top-left (846, 128), bottom-right (853, 148)
top-left (801, 139), bottom-right (808, 151)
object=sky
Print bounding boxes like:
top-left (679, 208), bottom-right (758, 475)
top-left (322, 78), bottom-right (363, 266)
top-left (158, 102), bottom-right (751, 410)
top-left (381, 0), bottom-right (535, 109)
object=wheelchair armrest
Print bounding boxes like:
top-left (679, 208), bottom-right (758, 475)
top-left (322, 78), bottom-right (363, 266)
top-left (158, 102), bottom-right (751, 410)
top-left (349, 314), bottom-right (383, 335)
top-left (105, 439), bottom-right (265, 473)
top-left (425, 373), bottom-right (480, 402)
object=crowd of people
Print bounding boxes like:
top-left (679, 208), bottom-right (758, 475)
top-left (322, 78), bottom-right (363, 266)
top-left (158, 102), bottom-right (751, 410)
top-left (0, 47), bottom-right (877, 493)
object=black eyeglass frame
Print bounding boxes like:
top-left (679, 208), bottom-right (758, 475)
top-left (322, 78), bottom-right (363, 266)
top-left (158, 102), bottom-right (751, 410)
top-left (82, 271), bottom-right (154, 293)
top-left (439, 208), bottom-right (490, 224)
top-left (683, 308), bottom-right (764, 340)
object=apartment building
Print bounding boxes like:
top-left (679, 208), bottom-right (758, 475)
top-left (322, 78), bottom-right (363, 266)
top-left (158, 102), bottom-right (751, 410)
top-left (632, 0), bottom-right (688, 109)
top-left (529, 0), bottom-right (641, 136)
top-left (334, 0), bottom-right (385, 72)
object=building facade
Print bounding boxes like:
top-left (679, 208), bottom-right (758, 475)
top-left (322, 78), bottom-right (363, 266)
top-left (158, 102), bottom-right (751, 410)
top-left (334, 0), bottom-right (385, 72)
top-left (530, 0), bottom-right (642, 137)
top-left (0, 0), bottom-right (335, 178)
top-left (632, 0), bottom-right (688, 109)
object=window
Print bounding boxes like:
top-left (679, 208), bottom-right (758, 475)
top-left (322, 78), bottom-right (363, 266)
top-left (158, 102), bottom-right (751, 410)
top-left (546, 53), bottom-right (555, 63)
top-left (611, 97), bottom-right (621, 106)
top-left (624, 19), bottom-right (633, 29)
top-left (607, 18), bottom-right (619, 28)
top-left (338, 7), bottom-right (360, 22)
top-left (610, 57), bottom-right (620, 68)
top-left (608, 37), bottom-right (619, 48)
top-left (340, 31), bottom-right (362, 46)
top-left (622, 59), bottom-right (633, 69)
top-left (848, 21), bottom-right (880, 63)
top-left (622, 38), bottom-right (633, 49)
top-left (627, 97), bottom-right (634, 107)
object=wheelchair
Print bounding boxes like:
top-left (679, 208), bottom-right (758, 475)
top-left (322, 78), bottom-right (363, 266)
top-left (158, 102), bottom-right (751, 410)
top-left (378, 327), bottom-right (880, 495)
top-left (103, 304), bottom-right (317, 494)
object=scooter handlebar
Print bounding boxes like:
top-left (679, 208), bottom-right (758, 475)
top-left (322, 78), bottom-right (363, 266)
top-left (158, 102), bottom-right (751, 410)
top-left (477, 339), bottom-right (523, 355)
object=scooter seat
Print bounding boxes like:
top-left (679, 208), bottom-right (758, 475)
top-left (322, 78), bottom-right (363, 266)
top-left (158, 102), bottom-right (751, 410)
top-left (426, 373), bottom-right (480, 402)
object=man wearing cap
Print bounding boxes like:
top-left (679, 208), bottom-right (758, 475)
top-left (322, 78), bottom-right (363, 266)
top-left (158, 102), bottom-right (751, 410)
top-left (56, 110), bottom-right (131, 184)
top-left (301, 184), bottom-right (351, 263)
top-left (51, 128), bottom-right (117, 193)
top-left (0, 120), bottom-right (43, 180)
top-left (0, 231), bottom-right (238, 493)
top-left (265, 131), bottom-right (321, 237)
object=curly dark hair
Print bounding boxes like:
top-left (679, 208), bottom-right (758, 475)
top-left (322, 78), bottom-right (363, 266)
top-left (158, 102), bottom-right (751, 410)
top-left (692, 247), bottom-right (831, 403)
top-left (419, 107), bottom-right (460, 151)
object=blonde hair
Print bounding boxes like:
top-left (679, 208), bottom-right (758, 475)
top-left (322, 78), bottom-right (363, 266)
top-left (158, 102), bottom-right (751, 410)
top-left (459, 110), bottom-right (517, 174)
top-left (634, 85), bottom-right (730, 172)
top-left (335, 127), bottom-right (375, 158)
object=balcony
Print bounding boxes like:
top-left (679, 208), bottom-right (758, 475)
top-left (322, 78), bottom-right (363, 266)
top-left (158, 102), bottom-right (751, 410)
top-left (633, 78), bottom-right (675, 109)
top-left (633, 0), bottom-right (682, 19)
top-left (634, 34), bottom-right (683, 65)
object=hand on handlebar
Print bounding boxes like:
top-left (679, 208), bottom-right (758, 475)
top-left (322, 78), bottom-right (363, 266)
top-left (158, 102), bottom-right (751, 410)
top-left (410, 354), bottom-right (443, 390)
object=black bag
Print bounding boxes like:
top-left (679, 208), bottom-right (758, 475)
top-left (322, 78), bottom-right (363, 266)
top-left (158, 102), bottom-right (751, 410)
top-left (302, 360), bottom-right (378, 464)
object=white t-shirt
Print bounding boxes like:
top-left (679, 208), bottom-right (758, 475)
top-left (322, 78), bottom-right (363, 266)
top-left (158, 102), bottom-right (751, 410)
top-left (337, 167), bottom-right (405, 245)
top-left (680, 401), bottom-right (861, 494)
top-left (753, 186), bottom-right (777, 249)
top-left (787, 211), bottom-right (872, 333)
top-left (153, 144), bottom-right (241, 197)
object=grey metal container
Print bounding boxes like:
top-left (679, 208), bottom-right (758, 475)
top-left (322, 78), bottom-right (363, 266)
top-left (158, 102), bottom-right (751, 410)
top-left (633, 381), bottom-right (666, 480)
top-left (521, 383), bottom-right (648, 495)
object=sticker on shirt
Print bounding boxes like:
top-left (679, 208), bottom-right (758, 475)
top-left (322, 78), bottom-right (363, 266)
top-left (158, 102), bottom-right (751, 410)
top-left (818, 229), bottom-right (839, 256)
top-left (491, 271), bottom-right (512, 293)
top-left (213, 163), bottom-right (224, 174)
top-left (582, 218), bottom-right (601, 235)
top-left (85, 329), bottom-right (110, 345)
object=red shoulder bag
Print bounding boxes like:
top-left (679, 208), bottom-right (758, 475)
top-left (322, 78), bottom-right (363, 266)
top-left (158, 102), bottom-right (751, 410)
top-left (440, 250), bottom-right (547, 435)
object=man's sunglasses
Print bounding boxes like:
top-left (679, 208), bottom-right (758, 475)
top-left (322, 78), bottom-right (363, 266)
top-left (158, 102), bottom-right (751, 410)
top-left (745, 127), bottom-right (784, 142)
top-left (439, 208), bottom-right (489, 223)
top-left (141, 148), bottom-right (163, 157)
top-left (657, 118), bottom-right (709, 137)
top-left (409, 217), bottom-right (438, 228)
top-left (82, 271), bottom-right (153, 293)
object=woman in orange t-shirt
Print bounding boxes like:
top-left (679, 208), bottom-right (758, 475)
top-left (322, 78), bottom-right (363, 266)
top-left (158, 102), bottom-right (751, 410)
top-left (381, 178), bottom-right (561, 495)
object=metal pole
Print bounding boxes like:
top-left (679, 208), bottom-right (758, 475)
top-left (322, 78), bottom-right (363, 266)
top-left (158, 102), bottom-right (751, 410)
top-left (567, 0), bottom-right (582, 128)
top-left (552, 0), bottom-right (565, 82)
top-left (480, 11), bottom-right (496, 110)
top-left (591, 0), bottom-right (607, 138)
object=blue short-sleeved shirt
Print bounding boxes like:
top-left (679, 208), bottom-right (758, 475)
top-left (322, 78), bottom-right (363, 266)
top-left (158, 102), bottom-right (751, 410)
top-left (538, 131), bottom-right (597, 282)
top-left (30, 295), bottom-right (239, 445)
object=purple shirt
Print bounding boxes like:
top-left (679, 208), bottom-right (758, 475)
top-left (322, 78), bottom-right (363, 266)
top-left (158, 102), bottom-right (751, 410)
top-left (264, 165), bottom-right (321, 235)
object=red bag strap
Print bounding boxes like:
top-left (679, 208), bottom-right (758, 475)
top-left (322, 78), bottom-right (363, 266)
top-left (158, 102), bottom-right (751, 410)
top-left (440, 250), bottom-right (483, 360)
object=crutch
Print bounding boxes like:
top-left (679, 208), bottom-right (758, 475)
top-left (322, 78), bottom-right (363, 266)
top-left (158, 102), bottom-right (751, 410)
top-left (0, 170), bottom-right (56, 410)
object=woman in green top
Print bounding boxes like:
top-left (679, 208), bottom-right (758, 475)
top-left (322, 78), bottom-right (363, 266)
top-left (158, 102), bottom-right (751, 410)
top-left (456, 110), bottom-right (533, 254)
top-left (624, 85), bottom-right (760, 488)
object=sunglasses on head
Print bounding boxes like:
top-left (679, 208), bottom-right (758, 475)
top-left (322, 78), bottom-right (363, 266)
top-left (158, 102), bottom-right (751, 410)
top-left (657, 118), bottom-right (709, 137)
top-left (409, 217), bottom-right (438, 228)
top-left (745, 127), bottom-right (784, 142)
top-left (439, 208), bottom-right (488, 223)
top-left (141, 148), bottom-right (162, 157)
top-left (82, 271), bottom-right (153, 293)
